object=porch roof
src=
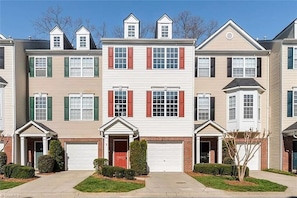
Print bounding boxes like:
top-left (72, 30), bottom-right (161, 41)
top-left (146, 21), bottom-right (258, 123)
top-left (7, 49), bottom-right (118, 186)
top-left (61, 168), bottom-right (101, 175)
top-left (283, 122), bottom-right (297, 138)
top-left (0, 76), bottom-right (7, 86)
top-left (194, 120), bottom-right (226, 136)
top-left (15, 120), bottom-right (57, 137)
top-left (99, 116), bottom-right (138, 136)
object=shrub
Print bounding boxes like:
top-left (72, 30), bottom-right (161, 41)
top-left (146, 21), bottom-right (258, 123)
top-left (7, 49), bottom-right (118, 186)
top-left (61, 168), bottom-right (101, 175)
top-left (223, 157), bottom-right (234, 164)
top-left (93, 158), bottom-right (108, 174)
top-left (125, 169), bottom-right (135, 180)
top-left (3, 164), bottom-right (21, 178)
top-left (0, 152), bottom-right (7, 174)
top-left (49, 140), bottom-right (64, 171)
top-left (114, 166), bottom-right (126, 178)
top-left (130, 140), bottom-right (147, 175)
top-left (38, 155), bottom-right (55, 173)
top-left (11, 166), bottom-right (35, 179)
top-left (102, 166), bottom-right (115, 177)
top-left (193, 163), bottom-right (249, 177)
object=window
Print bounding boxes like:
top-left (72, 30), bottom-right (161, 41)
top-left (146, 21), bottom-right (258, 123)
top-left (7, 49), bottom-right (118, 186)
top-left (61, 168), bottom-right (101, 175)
top-left (0, 47), bottom-right (4, 69)
top-left (243, 94), bottom-right (253, 119)
top-left (0, 88), bottom-right (3, 119)
top-left (198, 57), bottom-right (210, 77)
top-left (69, 57), bottom-right (94, 77)
top-left (161, 25), bottom-right (168, 38)
top-left (153, 48), bottom-right (178, 69)
top-left (128, 25), bottom-right (135, 37)
top-left (53, 36), bottom-right (60, 47)
top-left (153, 91), bottom-right (178, 117)
top-left (35, 94), bottom-right (47, 120)
top-left (69, 94), bottom-right (93, 120)
top-left (294, 48), bottom-right (297, 69)
top-left (35, 57), bottom-right (47, 77)
top-left (258, 95), bottom-right (261, 120)
top-left (232, 57), bottom-right (256, 77)
top-left (229, 96), bottom-right (236, 120)
top-left (198, 94), bottom-right (210, 120)
top-left (80, 36), bottom-right (86, 47)
top-left (115, 48), bottom-right (127, 69)
top-left (114, 90), bottom-right (127, 116)
top-left (294, 90), bottom-right (297, 116)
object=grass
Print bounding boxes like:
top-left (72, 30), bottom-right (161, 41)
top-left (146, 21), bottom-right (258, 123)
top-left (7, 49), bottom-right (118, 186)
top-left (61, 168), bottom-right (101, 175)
top-left (263, 168), bottom-right (297, 176)
top-left (191, 174), bottom-right (287, 192)
top-left (74, 175), bottom-right (145, 192)
top-left (0, 180), bottom-right (25, 190)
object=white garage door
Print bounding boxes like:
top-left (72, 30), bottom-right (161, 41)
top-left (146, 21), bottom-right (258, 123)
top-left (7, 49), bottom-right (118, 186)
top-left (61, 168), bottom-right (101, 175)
top-left (66, 143), bottom-right (98, 170)
top-left (237, 144), bottom-right (260, 170)
top-left (147, 142), bottom-right (183, 172)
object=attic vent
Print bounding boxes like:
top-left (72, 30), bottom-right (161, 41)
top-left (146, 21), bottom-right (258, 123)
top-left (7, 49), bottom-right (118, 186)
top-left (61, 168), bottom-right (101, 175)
top-left (226, 32), bottom-right (234, 40)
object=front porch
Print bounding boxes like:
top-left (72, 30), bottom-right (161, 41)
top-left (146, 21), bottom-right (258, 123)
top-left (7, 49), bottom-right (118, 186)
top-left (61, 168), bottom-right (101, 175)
top-left (283, 121), bottom-right (297, 172)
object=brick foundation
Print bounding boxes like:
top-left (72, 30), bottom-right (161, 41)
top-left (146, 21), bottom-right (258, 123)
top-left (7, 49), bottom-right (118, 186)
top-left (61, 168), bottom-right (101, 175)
top-left (2, 136), bottom-right (13, 163)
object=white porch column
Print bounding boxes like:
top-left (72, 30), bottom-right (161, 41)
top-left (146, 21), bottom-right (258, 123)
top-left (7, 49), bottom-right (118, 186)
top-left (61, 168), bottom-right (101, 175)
top-left (196, 136), bottom-right (200, 164)
top-left (104, 135), bottom-right (109, 160)
top-left (20, 137), bottom-right (26, 166)
top-left (42, 136), bottom-right (48, 155)
top-left (218, 136), bottom-right (222, 164)
top-left (129, 134), bottom-right (134, 144)
top-left (128, 134), bottom-right (134, 169)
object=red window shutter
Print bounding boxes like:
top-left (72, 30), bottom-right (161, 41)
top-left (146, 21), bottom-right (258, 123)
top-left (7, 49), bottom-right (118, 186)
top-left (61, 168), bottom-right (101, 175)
top-left (108, 47), bottom-right (114, 69)
top-left (179, 47), bottom-right (185, 69)
top-left (146, 91), bottom-right (152, 117)
top-left (147, 47), bottom-right (152, 70)
top-left (128, 90), bottom-right (133, 117)
top-left (128, 47), bottom-right (133, 69)
top-left (179, 91), bottom-right (184, 117)
top-left (108, 91), bottom-right (114, 117)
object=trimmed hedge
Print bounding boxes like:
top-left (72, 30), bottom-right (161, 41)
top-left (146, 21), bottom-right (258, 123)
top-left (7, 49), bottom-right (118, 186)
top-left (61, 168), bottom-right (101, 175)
top-left (49, 140), bottom-right (64, 171)
top-left (193, 163), bottom-right (249, 177)
top-left (130, 140), bottom-right (147, 175)
top-left (0, 152), bottom-right (7, 174)
top-left (102, 166), bottom-right (136, 180)
top-left (38, 155), bottom-right (55, 173)
top-left (3, 164), bottom-right (35, 178)
top-left (93, 158), bottom-right (108, 174)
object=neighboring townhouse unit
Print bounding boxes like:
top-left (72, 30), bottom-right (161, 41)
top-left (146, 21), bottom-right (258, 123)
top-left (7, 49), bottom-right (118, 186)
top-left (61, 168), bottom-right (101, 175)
top-left (15, 26), bottom-right (102, 170)
top-left (0, 34), bottom-right (48, 164)
top-left (195, 20), bottom-right (270, 170)
top-left (100, 14), bottom-right (196, 172)
top-left (259, 18), bottom-right (297, 172)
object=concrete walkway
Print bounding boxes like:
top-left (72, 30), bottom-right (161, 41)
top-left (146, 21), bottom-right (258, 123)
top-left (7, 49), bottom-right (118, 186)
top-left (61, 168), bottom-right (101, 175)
top-left (1, 170), bottom-right (297, 198)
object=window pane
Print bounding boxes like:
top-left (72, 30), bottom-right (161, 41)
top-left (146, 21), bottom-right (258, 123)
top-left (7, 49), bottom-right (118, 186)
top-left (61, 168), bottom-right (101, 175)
top-left (114, 91), bottom-right (127, 116)
top-left (294, 91), bottom-right (297, 116)
top-left (128, 25), bottom-right (135, 37)
top-left (35, 57), bottom-right (47, 77)
top-left (82, 57), bottom-right (94, 76)
top-left (161, 25), bottom-right (168, 38)
top-left (115, 48), bottom-right (127, 69)
top-left (229, 96), bottom-right (236, 120)
top-left (294, 48), bottom-right (297, 69)
top-left (198, 96), bottom-right (210, 120)
top-left (153, 48), bottom-right (165, 69)
top-left (70, 57), bottom-right (81, 77)
top-left (54, 37), bottom-right (60, 47)
top-left (166, 48), bottom-right (178, 69)
top-left (245, 58), bottom-right (256, 77)
top-left (166, 91), bottom-right (178, 116)
top-left (232, 58), bottom-right (244, 77)
top-left (80, 36), bottom-right (86, 47)
top-left (82, 96), bottom-right (93, 119)
top-left (198, 57), bottom-right (210, 77)
top-left (153, 91), bottom-right (165, 116)
top-left (35, 96), bottom-right (47, 120)
top-left (244, 95), bottom-right (253, 119)
top-left (70, 97), bottom-right (81, 120)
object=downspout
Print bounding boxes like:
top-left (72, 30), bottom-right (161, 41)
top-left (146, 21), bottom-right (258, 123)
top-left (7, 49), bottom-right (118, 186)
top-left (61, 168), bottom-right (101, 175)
top-left (266, 51), bottom-right (270, 169)
top-left (279, 42), bottom-right (283, 170)
top-left (12, 42), bottom-right (16, 163)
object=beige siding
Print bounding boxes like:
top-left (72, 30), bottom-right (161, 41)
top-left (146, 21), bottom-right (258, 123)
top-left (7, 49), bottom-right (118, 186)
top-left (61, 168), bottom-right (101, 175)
top-left (28, 55), bottom-right (102, 138)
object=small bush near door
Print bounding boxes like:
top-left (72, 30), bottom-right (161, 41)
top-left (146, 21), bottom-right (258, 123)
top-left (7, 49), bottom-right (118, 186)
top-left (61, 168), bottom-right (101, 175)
top-left (3, 164), bottom-right (35, 178)
top-left (38, 155), bottom-right (55, 173)
top-left (193, 163), bottom-right (249, 177)
top-left (101, 166), bottom-right (136, 180)
top-left (49, 140), bottom-right (65, 171)
top-left (130, 140), bottom-right (147, 175)
top-left (93, 158), bottom-right (108, 174)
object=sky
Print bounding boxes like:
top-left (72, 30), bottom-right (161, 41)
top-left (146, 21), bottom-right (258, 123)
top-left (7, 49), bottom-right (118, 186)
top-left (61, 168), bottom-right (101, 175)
top-left (0, 0), bottom-right (297, 45)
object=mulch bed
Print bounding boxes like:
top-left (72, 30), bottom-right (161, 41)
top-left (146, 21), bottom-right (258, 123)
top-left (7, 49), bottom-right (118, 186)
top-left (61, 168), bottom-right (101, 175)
top-left (0, 174), bottom-right (38, 182)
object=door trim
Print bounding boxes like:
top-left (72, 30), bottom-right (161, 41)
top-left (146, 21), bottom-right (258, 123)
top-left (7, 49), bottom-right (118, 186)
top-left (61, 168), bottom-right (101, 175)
top-left (113, 139), bottom-right (128, 168)
top-left (34, 141), bottom-right (43, 169)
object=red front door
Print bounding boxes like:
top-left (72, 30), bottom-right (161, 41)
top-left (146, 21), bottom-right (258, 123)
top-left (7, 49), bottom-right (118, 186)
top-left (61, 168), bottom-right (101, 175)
top-left (114, 141), bottom-right (127, 168)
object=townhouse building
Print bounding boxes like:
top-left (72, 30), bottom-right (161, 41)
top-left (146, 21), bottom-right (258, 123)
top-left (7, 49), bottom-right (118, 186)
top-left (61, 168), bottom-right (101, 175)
top-left (1, 14), bottom-right (296, 173)
top-left (259, 18), bottom-right (297, 172)
top-left (0, 34), bottom-right (48, 164)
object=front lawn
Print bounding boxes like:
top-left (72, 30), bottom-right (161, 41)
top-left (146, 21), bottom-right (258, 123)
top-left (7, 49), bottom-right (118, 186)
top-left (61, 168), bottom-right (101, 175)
top-left (189, 173), bottom-right (287, 192)
top-left (0, 180), bottom-right (25, 190)
top-left (263, 168), bottom-right (297, 176)
top-left (74, 175), bottom-right (145, 192)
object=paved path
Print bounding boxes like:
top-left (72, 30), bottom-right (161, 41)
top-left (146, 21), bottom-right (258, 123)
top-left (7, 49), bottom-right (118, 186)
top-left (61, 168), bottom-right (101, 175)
top-left (1, 170), bottom-right (297, 198)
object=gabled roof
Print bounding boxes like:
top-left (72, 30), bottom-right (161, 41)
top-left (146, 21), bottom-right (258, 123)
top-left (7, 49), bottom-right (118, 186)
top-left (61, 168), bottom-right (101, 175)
top-left (0, 34), bottom-right (6, 39)
top-left (273, 18), bottom-right (297, 40)
top-left (222, 78), bottom-right (265, 93)
top-left (50, 26), bottom-right (73, 49)
top-left (157, 13), bottom-right (172, 23)
top-left (99, 116), bottom-right (138, 133)
top-left (194, 120), bottom-right (226, 135)
top-left (197, 20), bottom-right (265, 50)
top-left (0, 76), bottom-right (7, 86)
top-left (76, 26), bottom-right (97, 49)
top-left (124, 13), bottom-right (140, 23)
top-left (283, 122), bottom-right (297, 138)
top-left (15, 120), bottom-right (56, 137)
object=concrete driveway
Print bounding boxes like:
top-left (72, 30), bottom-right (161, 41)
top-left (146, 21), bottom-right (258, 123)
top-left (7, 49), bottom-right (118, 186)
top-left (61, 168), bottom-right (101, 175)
top-left (1, 170), bottom-right (297, 198)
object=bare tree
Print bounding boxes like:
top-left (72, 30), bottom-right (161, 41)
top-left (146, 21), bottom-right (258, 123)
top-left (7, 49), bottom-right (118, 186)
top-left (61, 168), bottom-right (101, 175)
top-left (223, 129), bottom-right (270, 182)
top-left (173, 11), bottom-right (218, 43)
top-left (0, 133), bottom-right (9, 152)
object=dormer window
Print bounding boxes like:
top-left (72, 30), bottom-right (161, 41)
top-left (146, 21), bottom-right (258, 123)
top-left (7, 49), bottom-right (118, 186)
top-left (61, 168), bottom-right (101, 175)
top-left (161, 25), bottom-right (169, 38)
top-left (128, 25), bottom-right (135, 38)
top-left (53, 36), bottom-right (60, 48)
top-left (80, 36), bottom-right (86, 48)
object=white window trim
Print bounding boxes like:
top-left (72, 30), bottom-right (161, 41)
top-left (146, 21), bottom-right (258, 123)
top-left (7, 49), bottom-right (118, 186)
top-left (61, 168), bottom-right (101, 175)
top-left (294, 48), bottom-right (297, 69)
top-left (69, 56), bottom-right (94, 77)
top-left (34, 57), bottom-right (47, 77)
top-left (79, 36), bottom-right (87, 48)
top-left (161, 25), bottom-right (169, 38)
top-left (114, 47), bottom-right (127, 69)
top-left (232, 57), bottom-right (257, 78)
top-left (152, 47), bottom-right (179, 69)
top-left (34, 93), bottom-right (48, 121)
top-left (197, 56), bottom-right (211, 77)
top-left (53, 36), bottom-right (61, 48)
top-left (228, 94), bottom-right (236, 120)
top-left (152, 88), bottom-right (179, 117)
top-left (69, 93), bottom-right (94, 121)
top-left (128, 25), bottom-right (135, 38)
top-left (243, 94), bottom-right (254, 120)
top-left (197, 93), bottom-right (210, 121)
top-left (114, 89), bottom-right (127, 117)
top-left (293, 88), bottom-right (297, 116)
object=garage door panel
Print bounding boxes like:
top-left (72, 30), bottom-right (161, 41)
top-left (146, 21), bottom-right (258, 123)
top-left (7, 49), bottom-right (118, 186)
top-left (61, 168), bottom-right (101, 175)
top-left (66, 143), bottom-right (98, 170)
top-left (147, 142), bottom-right (183, 172)
top-left (236, 144), bottom-right (260, 170)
